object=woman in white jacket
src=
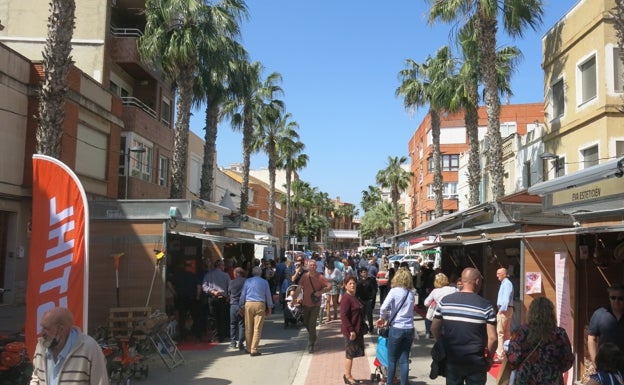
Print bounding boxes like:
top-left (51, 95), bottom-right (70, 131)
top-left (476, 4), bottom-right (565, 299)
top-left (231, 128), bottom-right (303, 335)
top-left (423, 273), bottom-right (457, 338)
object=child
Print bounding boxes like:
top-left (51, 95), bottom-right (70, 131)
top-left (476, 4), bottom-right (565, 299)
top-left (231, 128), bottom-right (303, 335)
top-left (586, 342), bottom-right (624, 385)
top-left (286, 289), bottom-right (301, 315)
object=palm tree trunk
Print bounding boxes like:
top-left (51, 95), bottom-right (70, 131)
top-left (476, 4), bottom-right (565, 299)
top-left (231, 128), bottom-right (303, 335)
top-left (431, 109), bottom-right (443, 217)
top-left (240, 108), bottom-right (253, 215)
top-left (477, 12), bottom-right (504, 199)
top-left (465, 82), bottom-right (481, 207)
top-left (36, 0), bottom-right (76, 158)
top-left (170, 69), bottom-right (194, 199)
top-left (285, 170), bottom-right (293, 250)
top-left (200, 99), bottom-right (219, 201)
top-left (267, 142), bottom-right (276, 232)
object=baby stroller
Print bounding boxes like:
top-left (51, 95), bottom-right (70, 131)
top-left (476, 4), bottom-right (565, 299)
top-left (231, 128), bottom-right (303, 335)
top-left (283, 284), bottom-right (304, 328)
top-left (371, 335), bottom-right (388, 383)
top-left (371, 334), bottom-right (414, 384)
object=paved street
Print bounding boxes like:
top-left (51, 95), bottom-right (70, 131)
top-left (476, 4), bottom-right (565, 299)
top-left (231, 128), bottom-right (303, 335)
top-left (0, 303), bottom-right (497, 385)
top-left (143, 307), bottom-right (497, 385)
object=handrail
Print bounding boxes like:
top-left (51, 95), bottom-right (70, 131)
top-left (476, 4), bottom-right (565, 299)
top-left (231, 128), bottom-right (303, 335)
top-left (111, 27), bottom-right (143, 38)
top-left (121, 97), bottom-right (156, 118)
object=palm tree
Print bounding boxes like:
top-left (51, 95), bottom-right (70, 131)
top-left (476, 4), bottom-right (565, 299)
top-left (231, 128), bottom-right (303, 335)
top-left (361, 185), bottom-right (382, 213)
top-left (225, 62), bottom-right (284, 215)
top-left (36, 0), bottom-right (76, 157)
top-left (334, 204), bottom-right (359, 229)
top-left (397, 46), bottom-right (457, 217)
top-left (277, 140), bottom-right (308, 248)
top-left (426, 0), bottom-right (544, 199)
top-left (139, 0), bottom-right (215, 198)
top-left (290, 179), bottom-right (313, 242)
top-left (194, 1), bottom-right (248, 201)
top-left (453, 21), bottom-right (520, 206)
top-left (253, 111), bottom-right (300, 228)
top-left (360, 201), bottom-right (394, 240)
top-left (375, 156), bottom-right (412, 241)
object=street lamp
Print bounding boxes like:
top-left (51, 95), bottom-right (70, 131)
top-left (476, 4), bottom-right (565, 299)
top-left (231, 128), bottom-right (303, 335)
top-left (125, 146), bottom-right (146, 199)
top-left (540, 152), bottom-right (562, 176)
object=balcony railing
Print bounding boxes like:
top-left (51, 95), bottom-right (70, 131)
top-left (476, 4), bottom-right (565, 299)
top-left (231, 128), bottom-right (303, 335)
top-left (111, 26), bottom-right (143, 38)
top-left (121, 96), bottom-right (156, 119)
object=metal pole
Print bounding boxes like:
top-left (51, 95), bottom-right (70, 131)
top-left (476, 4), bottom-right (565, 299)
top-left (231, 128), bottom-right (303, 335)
top-left (124, 151), bottom-right (129, 199)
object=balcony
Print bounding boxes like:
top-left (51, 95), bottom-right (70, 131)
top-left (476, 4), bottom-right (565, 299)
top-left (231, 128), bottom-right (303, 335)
top-left (109, 28), bottom-right (159, 81)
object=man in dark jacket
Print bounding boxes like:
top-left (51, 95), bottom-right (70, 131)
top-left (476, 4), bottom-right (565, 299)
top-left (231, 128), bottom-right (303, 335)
top-left (356, 267), bottom-right (377, 334)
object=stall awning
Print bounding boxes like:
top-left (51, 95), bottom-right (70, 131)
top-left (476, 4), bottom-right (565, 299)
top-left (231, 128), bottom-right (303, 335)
top-left (224, 228), bottom-right (279, 244)
top-left (502, 224), bottom-right (624, 239)
top-left (394, 202), bottom-right (497, 242)
top-left (173, 231), bottom-right (273, 245)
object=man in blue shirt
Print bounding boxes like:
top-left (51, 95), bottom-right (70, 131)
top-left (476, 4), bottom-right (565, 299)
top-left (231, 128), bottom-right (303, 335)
top-left (239, 266), bottom-right (273, 356)
top-left (494, 267), bottom-right (514, 363)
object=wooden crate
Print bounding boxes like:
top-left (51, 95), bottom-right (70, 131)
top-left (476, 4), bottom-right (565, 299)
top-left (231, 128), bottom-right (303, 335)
top-left (108, 307), bottom-right (152, 340)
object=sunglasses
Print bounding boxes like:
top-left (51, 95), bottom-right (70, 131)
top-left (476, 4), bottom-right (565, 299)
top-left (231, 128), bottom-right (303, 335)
top-left (609, 296), bottom-right (624, 301)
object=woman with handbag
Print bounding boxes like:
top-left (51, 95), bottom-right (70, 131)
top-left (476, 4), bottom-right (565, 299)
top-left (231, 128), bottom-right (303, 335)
top-left (423, 273), bottom-right (457, 338)
top-left (340, 275), bottom-right (366, 384)
top-left (293, 259), bottom-right (330, 353)
top-left (507, 297), bottom-right (574, 385)
top-left (375, 268), bottom-right (416, 385)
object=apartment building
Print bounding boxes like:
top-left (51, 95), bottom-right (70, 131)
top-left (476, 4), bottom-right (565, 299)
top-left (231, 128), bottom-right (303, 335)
top-left (408, 103), bottom-right (543, 228)
top-left (542, 0), bottom-right (624, 175)
top-left (1, 0), bottom-right (175, 200)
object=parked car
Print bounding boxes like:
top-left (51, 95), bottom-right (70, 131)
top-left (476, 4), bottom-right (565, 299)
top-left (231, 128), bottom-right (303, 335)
top-left (398, 258), bottom-right (423, 277)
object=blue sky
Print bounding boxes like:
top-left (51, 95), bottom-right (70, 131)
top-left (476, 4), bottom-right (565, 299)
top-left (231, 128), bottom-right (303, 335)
top-left (189, 0), bottom-right (577, 212)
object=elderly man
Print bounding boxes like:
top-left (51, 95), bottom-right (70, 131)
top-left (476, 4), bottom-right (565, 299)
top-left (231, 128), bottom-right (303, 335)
top-left (239, 266), bottom-right (273, 356)
top-left (294, 258), bottom-right (331, 353)
top-left (30, 307), bottom-right (108, 385)
top-left (432, 268), bottom-right (497, 385)
top-left (202, 259), bottom-right (231, 342)
top-left (494, 267), bottom-right (514, 362)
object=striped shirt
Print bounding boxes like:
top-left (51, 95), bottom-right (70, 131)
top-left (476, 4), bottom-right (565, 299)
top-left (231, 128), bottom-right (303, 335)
top-left (435, 291), bottom-right (496, 367)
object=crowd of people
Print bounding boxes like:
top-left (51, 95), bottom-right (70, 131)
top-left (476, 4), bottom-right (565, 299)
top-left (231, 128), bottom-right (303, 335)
top-left (31, 249), bottom-right (624, 385)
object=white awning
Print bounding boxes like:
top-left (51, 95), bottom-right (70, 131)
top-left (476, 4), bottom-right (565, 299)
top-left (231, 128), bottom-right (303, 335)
top-left (173, 231), bottom-right (273, 245)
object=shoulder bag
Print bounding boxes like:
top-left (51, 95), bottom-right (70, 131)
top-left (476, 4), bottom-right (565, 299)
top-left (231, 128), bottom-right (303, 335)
top-left (379, 290), bottom-right (409, 338)
top-left (308, 274), bottom-right (321, 304)
top-left (498, 338), bottom-right (542, 385)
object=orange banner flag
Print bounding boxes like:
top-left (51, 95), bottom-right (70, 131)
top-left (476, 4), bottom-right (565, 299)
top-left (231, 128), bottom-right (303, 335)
top-left (26, 155), bottom-right (89, 356)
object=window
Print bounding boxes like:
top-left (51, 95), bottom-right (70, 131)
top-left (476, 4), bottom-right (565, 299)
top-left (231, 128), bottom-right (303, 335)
top-left (500, 122), bottom-right (518, 138)
top-left (75, 125), bottom-right (107, 179)
top-left (581, 145), bottom-right (599, 168)
top-left (579, 56), bottom-right (597, 104)
top-left (442, 182), bottom-right (458, 199)
top-left (158, 156), bottom-right (169, 186)
top-left (427, 184), bottom-right (435, 200)
top-left (524, 161), bottom-right (531, 188)
top-left (130, 139), bottom-right (152, 182)
top-left (427, 183), bottom-right (457, 199)
top-left (554, 156), bottom-right (565, 178)
top-left (552, 78), bottom-right (564, 119)
top-left (428, 154), bottom-right (459, 172)
top-left (617, 140), bottom-right (624, 156)
top-left (161, 97), bottom-right (171, 125)
top-left (109, 81), bottom-right (129, 97)
top-left (614, 48), bottom-right (624, 93)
